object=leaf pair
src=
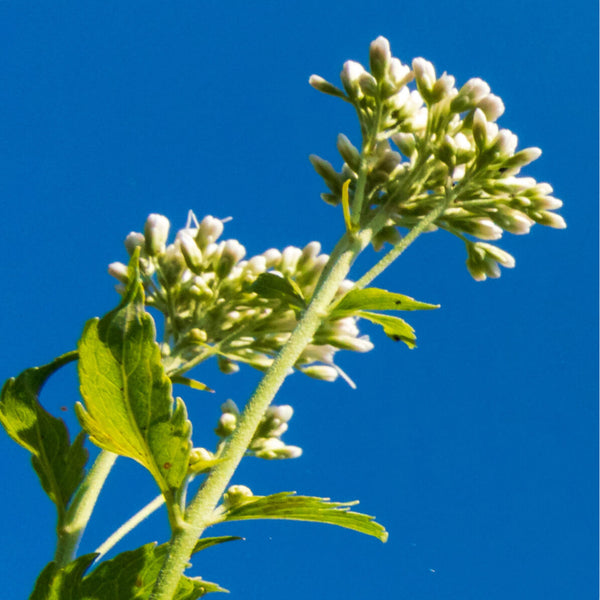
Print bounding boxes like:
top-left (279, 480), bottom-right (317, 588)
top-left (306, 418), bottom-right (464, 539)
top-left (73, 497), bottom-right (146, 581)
top-left (331, 287), bottom-right (439, 348)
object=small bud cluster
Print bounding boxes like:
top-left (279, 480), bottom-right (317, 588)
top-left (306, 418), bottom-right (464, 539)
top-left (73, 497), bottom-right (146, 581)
top-left (215, 400), bottom-right (302, 460)
top-left (110, 212), bottom-right (371, 378)
top-left (310, 36), bottom-right (565, 280)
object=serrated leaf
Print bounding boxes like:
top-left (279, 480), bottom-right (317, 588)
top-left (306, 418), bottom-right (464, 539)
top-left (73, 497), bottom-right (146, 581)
top-left (76, 253), bottom-right (192, 497)
top-left (0, 351), bottom-right (88, 516)
top-left (332, 287), bottom-right (439, 316)
top-left (29, 554), bottom-right (97, 600)
top-left (78, 539), bottom-right (234, 599)
top-left (250, 272), bottom-right (306, 310)
top-left (358, 311), bottom-right (417, 348)
top-left (216, 491), bottom-right (388, 543)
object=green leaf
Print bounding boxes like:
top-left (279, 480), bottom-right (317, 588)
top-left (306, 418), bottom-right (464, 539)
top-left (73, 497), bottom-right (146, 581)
top-left (29, 554), bottom-right (97, 600)
top-left (250, 272), bottom-right (306, 310)
top-left (76, 253), bottom-right (192, 497)
top-left (332, 287), bottom-right (439, 316)
top-left (78, 539), bottom-right (234, 599)
top-left (0, 351), bottom-right (88, 516)
top-left (216, 491), bottom-right (388, 543)
top-left (358, 311), bottom-right (417, 348)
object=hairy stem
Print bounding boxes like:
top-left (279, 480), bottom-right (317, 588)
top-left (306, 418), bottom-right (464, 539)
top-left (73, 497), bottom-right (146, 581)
top-left (54, 450), bottom-right (118, 567)
top-left (353, 199), bottom-right (451, 291)
top-left (149, 224), bottom-right (375, 599)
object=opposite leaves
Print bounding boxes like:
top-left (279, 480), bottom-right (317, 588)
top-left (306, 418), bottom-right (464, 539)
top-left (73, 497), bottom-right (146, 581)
top-left (76, 252), bottom-right (192, 499)
top-left (0, 351), bottom-right (87, 520)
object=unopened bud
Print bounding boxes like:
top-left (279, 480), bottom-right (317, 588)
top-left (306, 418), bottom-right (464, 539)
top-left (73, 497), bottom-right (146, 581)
top-left (124, 232), bottom-right (145, 256)
top-left (177, 231), bottom-right (203, 272)
top-left (144, 214), bottom-right (170, 257)
top-left (223, 485), bottom-right (253, 509)
top-left (300, 364), bottom-right (338, 382)
top-left (477, 93), bottom-right (505, 121)
top-left (108, 262), bottom-right (129, 284)
top-left (158, 244), bottom-right (186, 285)
top-left (472, 108), bottom-right (488, 150)
top-left (197, 215), bottom-right (224, 247)
top-left (217, 356), bottom-right (240, 375)
top-left (217, 239), bottom-right (246, 279)
top-left (337, 134), bottom-right (361, 172)
top-left (451, 78), bottom-right (491, 113)
top-left (412, 58), bottom-right (436, 97)
top-left (308, 74), bottom-right (347, 99)
top-left (340, 60), bottom-right (367, 98)
top-left (369, 36), bottom-right (391, 80)
top-left (215, 412), bottom-right (237, 437)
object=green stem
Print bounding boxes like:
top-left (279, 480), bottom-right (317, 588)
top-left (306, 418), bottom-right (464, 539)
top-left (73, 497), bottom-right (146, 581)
top-left (149, 222), bottom-right (381, 600)
top-left (353, 199), bottom-right (451, 291)
top-left (54, 450), bottom-right (118, 567)
top-left (94, 493), bottom-right (165, 562)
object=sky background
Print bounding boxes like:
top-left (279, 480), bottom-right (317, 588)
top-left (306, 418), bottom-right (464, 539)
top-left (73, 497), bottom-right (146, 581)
top-left (0, 2), bottom-right (597, 599)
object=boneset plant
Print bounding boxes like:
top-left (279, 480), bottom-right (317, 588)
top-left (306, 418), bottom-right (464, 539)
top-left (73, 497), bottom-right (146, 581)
top-left (1, 37), bottom-right (564, 599)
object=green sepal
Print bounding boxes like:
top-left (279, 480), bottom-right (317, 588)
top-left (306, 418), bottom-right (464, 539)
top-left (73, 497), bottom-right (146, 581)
top-left (214, 491), bottom-right (388, 543)
top-left (170, 375), bottom-right (214, 393)
top-left (76, 251), bottom-right (192, 497)
top-left (357, 311), bottom-right (417, 348)
top-left (250, 272), bottom-right (306, 310)
top-left (0, 351), bottom-right (88, 516)
top-left (332, 287), bottom-right (439, 316)
top-left (29, 553), bottom-right (97, 600)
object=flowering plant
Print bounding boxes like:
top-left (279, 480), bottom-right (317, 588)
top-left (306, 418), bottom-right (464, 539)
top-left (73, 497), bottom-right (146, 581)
top-left (0, 37), bottom-right (563, 600)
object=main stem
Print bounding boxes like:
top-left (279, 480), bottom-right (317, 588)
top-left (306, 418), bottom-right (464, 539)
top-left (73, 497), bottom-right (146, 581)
top-left (150, 201), bottom-right (443, 599)
top-left (149, 229), bottom-right (366, 600)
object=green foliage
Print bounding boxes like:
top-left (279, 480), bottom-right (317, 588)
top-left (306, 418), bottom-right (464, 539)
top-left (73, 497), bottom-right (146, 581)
top-left (358, 311), bottom-right (417, 348)
top-left (214, 491), bottom-right (388, 543)
top-left (250, 272), bottom-right (307, 311)
top-left (332, 287), bottom-right (439, 314)
top-left (76, 253), bottom-right (192, 499)
top-left (0, 351), bottom-right (87, 518)
top-left (30, 537), bottom-right (238, 600)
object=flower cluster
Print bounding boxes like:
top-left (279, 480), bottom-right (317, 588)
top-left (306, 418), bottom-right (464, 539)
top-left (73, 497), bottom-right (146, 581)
top-left (109, 212), bottom-right (372, 380)
top-left (310, 36), bottom-right (565, 280)
top-left (216, 400), bottom-right (302, 460)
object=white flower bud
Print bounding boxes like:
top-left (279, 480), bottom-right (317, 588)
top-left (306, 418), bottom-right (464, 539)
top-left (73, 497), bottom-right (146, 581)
top-left (215, 412), bottom-right (237, 437)
top-left (197, 215), bottom-right (224, 246)
top-left (478, 93), bottom-right (505, 121)
top-left (300, 364), bottom-right (339, 382)
top-left (340, 60), bottom-right (367, 98)
top-left (532, 210), bottom-right (567, 229)
top-left (308, 74), bottom-right (346, 99)
top-left (388, 58), bottom-right (413, 89)
top-left (280, 246), bottom-right (302, 275)
top-left (369, 36), bottom-right (392, 80)
top-left (124, 231), bottom-right (145, 256)
top-left (492, 129), bottom-right (519, 157)
top-left (451, 78), bottom-right (491, 113)
top-left (217, 239), bottom-right (246, 278)
top-left (412, 58), bottom-right (436, 94)
top-left (223, 485), bottom-right (253, 508)
top-left (108, 262), bottom-right (129, 284)
top-left (268, 405), bottom-right (294, 423)
top-left (478, 243), bottom-right (515, 268)
top-left (177, 231), bottom-right (203, 272)
top-left (262, 248), bottom-right (282, 268)
top-left (144, 214), bottom-right (170, 256)
top-left (472, 108), bottom-right (488, 149)
top-left (221, 399), bottom-right (239, 415)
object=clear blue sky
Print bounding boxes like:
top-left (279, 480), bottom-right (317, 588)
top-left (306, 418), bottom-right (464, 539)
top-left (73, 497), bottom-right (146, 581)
top-left (0, 2), bottom-right (597, 599)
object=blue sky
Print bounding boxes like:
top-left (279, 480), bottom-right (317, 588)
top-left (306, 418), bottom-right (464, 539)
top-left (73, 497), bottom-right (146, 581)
top-left (0, 2), bottom-right (597, 599)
